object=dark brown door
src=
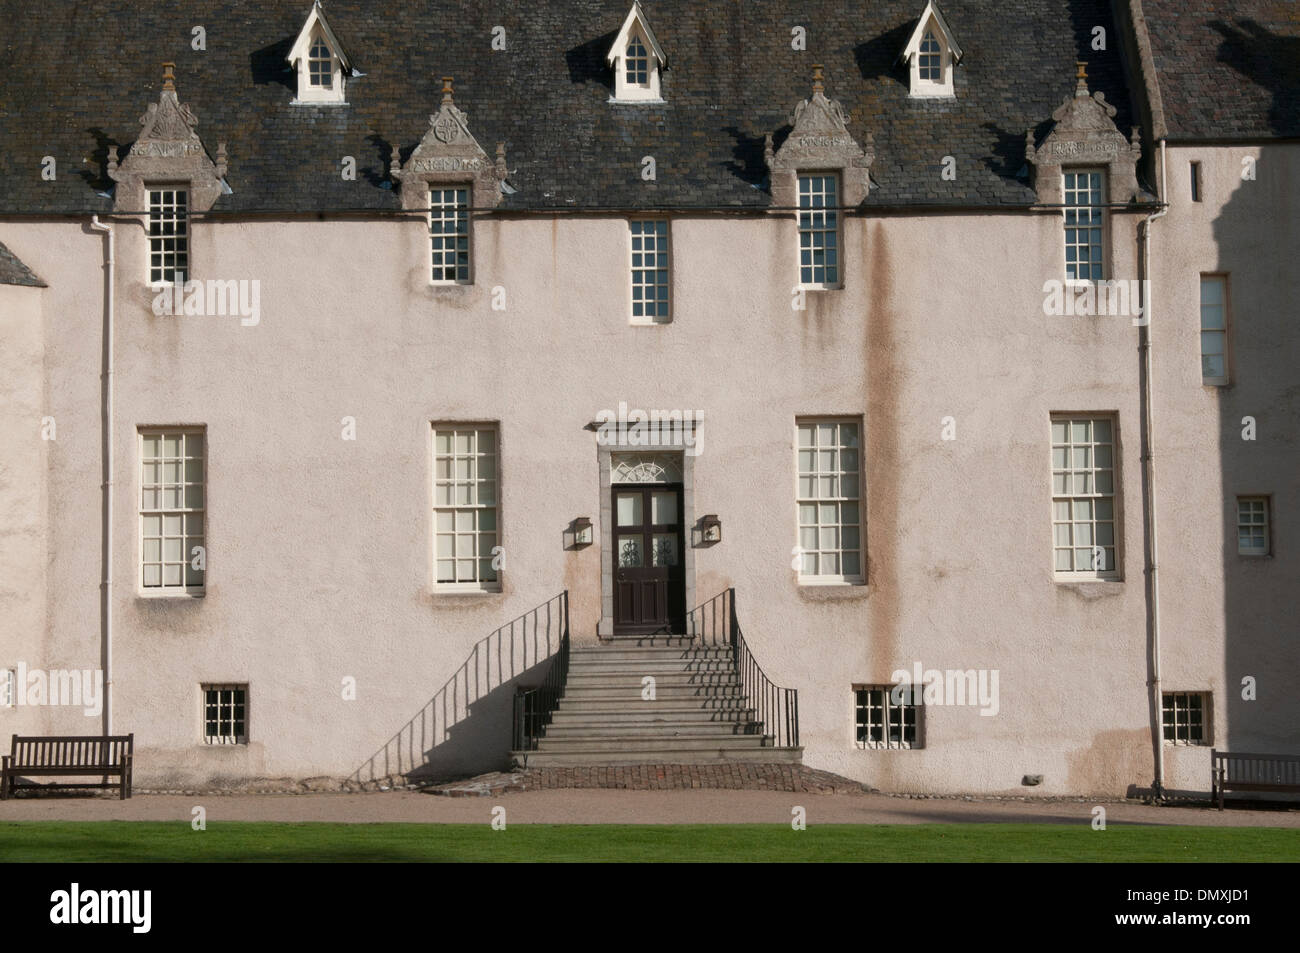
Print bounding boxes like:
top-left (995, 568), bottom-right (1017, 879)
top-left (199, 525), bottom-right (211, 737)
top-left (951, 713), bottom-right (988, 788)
top-left (612, 484), bottom-right (685, 634)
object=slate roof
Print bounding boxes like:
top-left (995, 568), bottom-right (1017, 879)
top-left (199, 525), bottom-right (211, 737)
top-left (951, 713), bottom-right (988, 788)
top-left (0, 0), bottom-right (1140, 213)
top-left (0, 241), bottom-right (45, 286)
top-left (1143, 0), bottom-right (1300, 140)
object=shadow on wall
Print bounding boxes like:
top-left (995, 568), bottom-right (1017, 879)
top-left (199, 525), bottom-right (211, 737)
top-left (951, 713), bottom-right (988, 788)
top-left (351, 593), bottom-right (569, 785)
top-left (1207, 19), bottom-right (1300, 761)
top-left (1213, 142), bottom-right (1300, 757)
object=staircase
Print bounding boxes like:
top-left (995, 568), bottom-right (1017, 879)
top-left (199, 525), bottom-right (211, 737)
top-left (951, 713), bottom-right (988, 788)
top-left (511, 592), bottom-right (802, 767)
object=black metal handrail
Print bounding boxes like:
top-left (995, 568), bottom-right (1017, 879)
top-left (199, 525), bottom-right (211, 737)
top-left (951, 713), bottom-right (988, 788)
top-left (512, 591), bottom-right (570, 751)
top-left (687, 588), bottom-right (799, 748)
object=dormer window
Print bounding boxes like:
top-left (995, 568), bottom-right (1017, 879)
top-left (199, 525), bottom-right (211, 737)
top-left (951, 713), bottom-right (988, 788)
top-left (287, 2), bottom-right (350, 105)
top-left (900, 2), bottom-right (962, 98)
top-left (607, 2), bottom-right (666, 103)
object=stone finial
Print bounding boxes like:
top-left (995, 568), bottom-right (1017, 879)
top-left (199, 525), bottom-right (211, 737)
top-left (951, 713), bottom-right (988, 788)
top-left (215, 142), bottom-right (228, 179)
top-left (1075, 61), bottom-right (1088, 96)
top-left (389, 146), bottom-right (401, 179)
top-left (764, 132), bottom-right (774, 169)
top-left (163, 62), bottom-right (176, 91)
top-left (1025, 129), bottom-right (1035, 161)
top-left (495, 142), bottom-right (507, 177)
top-left (441, 76), bottom-right (455, 104)
top-left (812, 64), bottom-right (825, 95)
top-left (107, 145), bottom-right (119, 177)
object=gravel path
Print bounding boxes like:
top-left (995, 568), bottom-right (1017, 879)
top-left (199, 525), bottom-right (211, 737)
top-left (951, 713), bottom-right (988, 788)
top-left (1, 790), bottom-right (1297, 826)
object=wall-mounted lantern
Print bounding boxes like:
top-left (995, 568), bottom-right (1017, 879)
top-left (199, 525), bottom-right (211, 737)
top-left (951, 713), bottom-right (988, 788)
top-left (693, 514), bottom-right (722, 547)
top-left (566, 517), bottom-right (594, 549)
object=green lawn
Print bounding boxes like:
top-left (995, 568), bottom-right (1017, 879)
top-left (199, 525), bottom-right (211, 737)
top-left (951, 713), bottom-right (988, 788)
top-left (1, 821), bottom-right (1296, 862)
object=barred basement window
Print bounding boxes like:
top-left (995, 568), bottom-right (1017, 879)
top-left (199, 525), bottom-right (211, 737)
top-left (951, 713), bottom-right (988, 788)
top-left (1063, 169), bottom-right (1104, 281)
top-left (855, 685), bottom-right (920, 749)
top-left (1162, 691), bottom-right (1208, 745)
top-left (797, 418), bottom-right (863, 583)
top-left (148, 187), bottom-right (189, 284)
top-left (433, 425), bottom-right (500, 589)
top-left (430, 187), bottom-right (470, 283)
top-left (140, 429), bottom-right (205, 592)
top-left (798, 174), bottom-right (840, 287)
top-left (630, 219), bottom-right (670, 323)
top-left (1237, 497), bottom-right (1270, 556)
top-left (1200, 275), bottom-right (1229, 385)
top-left (203, 684), bottom-right (247, 744)
top-left (1051, 415), bottom-right (1118, 578)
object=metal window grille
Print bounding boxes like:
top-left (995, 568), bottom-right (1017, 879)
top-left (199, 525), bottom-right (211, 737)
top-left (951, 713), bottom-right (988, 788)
top-left (855, 686), bottom-right (919, 749)
top-left (1162, 692), bottom-right (1207, 745)
top-left (204, 685), bottom-right (247, 744)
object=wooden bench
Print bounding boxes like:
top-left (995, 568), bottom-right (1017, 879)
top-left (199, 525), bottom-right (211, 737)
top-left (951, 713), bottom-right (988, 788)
top-left (1, 734), bottom-right (133, 800)
top-left (1211, 749), bottom-right (1300, 810)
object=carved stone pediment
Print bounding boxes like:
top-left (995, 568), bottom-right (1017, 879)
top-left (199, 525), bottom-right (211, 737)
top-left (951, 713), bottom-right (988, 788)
top-left (394, 78), bottom-right (507, 211)
top-left (766, 66), bottom-right (873, 207)
top-left (1027, 63), bottom-right (1141, 205)
top-left (110, 64), bottom-right (226, 212)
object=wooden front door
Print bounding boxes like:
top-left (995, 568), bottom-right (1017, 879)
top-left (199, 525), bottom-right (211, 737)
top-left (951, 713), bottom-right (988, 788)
top-left (612, 484), bottom-right (685, 634)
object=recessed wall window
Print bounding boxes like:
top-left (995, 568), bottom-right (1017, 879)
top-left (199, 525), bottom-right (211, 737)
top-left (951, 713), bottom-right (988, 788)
top-left (203, 684), bottom-right (247, 744)
top-left (1162, 691), bottom-right (1208, 745)
top-left (1200, 275), bottom-right (1229, 385)
top-left (797, 418), bottom-right (863, 584)
top-left (140, 428), bottom-right (205, 593)
top-left (1237, 497), bottom-right (1270, 556)
top-left (798, 173), bottom-right (840, 288)
top-left (1190, 161), bottom-right (1202, 202)
top-left (430, 187), bottom-right (470, 283)
top-left (1063, 169), bottom-right (1104, 281)
top-left (630, 219), bottom-right (670, 323)
top-left (433, 425), bottom-right (500, 590)
top-left (1051, 416), bottom-right (1118, 578)
top-left (148, 187), bottom-right (189, 284)
top-left (854, 685), bottom-right (920, 749)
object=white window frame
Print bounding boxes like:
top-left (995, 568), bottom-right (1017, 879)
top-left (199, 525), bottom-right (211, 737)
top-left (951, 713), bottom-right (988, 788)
top-left (433, 424), bottom-right (501, 592)
top-left (289, 11), bottom-right (348, 106)
top-left (147, 186), bottom-right (189, 285)
top-left (202, 684), bottom-right (248, 745)
top-left (139, 427), bottom-right (206, 596)
top-left (1200, 274), bottom-right (1230, 386)
top-left (796, 417), bottom-right (864, 585)
top-left (1051, 415), bottom-right (1120, 580)
top-left (629, 218), bottom-right (671, 324)
top-left (430, 186), bottom-right (472, 284)
top-left (797, 173), bottom-right (842, 289)
top-left (1063, 168), bottom-right (1106, 283)
top-left (854, 685), bottom-right (921, 749)
top-left (1161, 691), bottom-right (1210, 746)
top-left (608, 4), bottom-right (665, 105)
top-left (1236, 496), bottom-right (1270, 556)
top-left (910, 25), bottom-right (954, 97)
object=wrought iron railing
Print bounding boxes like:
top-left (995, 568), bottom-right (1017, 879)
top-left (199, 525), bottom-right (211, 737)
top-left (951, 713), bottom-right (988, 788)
top-left (686, 587), bottom-right (800, 748)
top-left (512, 591), bottom-right (570, 751)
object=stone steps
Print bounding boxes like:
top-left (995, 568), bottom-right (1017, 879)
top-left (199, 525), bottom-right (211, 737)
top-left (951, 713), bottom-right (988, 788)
top-left (512, 637), bottom-right (801, 769)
